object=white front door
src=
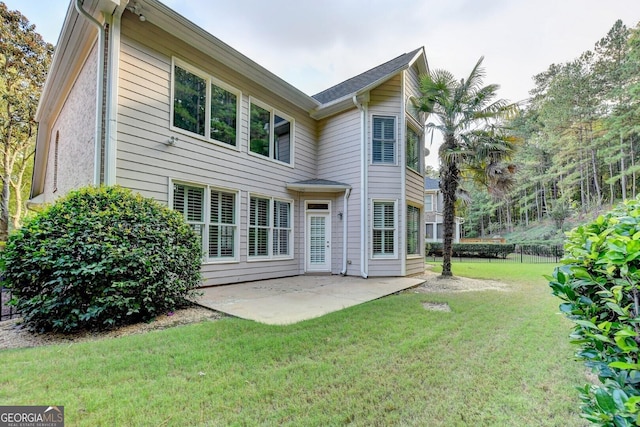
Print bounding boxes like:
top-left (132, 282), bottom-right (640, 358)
top-left (306, 212), bottom-right (331, 272)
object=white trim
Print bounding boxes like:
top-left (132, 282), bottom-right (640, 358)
top-left (370, 114), bottom-right (399, 166)
top-left (247, 97), bottom-right (295, 168)
top-left (371, 199), bottom-right (398, 259)
top-left (169, 177), bottom-right (241, 264)
top-left (246, 192), bottom-right (295, 261)
top-left (305, 200), bottom-right (332, 273)
top-left (170, 57), bottom-right (242, 151)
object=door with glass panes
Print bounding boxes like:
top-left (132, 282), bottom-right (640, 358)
top-left (305, 202), bottom-right (331, 272)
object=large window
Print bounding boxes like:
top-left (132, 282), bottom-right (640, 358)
top-left (249, 195), bottom-right (292, 258)
top-left (407, 205), bottom-right (421, 255)
top-left (406, 126), bottom-right (420, 172)
top-left (373, 201), bottom-right (396, 257)
top-left (172, 60), bottom-right (239, 147)
top-left (172, 182), bottom-right (238, 261)
top-left (250, 100), bottom-right (292, 164)
top-left (372, 116), bottom-right (396, 164)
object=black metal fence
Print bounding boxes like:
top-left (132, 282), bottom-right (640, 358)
top-left (427, 244), bottom-right (564, 264)
top-left (1, 287), bottom-right (18, 321)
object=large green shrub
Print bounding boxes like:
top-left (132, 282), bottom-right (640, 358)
top-left (1, 186), bottom-right (202, 333)
top-left (549, 198), bottom-right (640, 425)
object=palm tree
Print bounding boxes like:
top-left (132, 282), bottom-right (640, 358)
top-left (416, 57), bottom-right (517, 276)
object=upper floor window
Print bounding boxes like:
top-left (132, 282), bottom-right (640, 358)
top-left (172, 59), bottom-right (240, 147)
top-left (425, 194), bottom-right (434, 212)
top-left (406, 126), bottom-right (420, 172)
top-left (372, 116), bottom-right (396, 164)
top-left (250, 100), bottom-right (293, 165)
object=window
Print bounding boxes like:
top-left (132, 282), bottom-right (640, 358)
top-left (406, 126), bottom-right (420, 172)
top-left (407, 205), bottom-right (420, 255)
top-left (250, 100), bottom-right (292, 164)
top-left (273, 201), bottom-right (291, 256)
top-left (373, 201), bottom-right (396, 256)
top-left (249, 195), bottom-right (292, 258)
top-left (172, 182), bottom-right (238, 261)
top-left (172, 60), bottom-right (239, 147)
top-left (372, 116), bottom-right (396, 164)
top-left (436, 223), bottom-right (443, 240)
top-left (425, 194), bottom-right (434, 212)
top-left (426, 223), bottom-right (434, 240)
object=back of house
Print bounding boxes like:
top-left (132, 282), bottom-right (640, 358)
top-left (30, 0), bottom-right (430, 286)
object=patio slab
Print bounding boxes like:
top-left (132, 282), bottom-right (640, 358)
top-left (196, 275), bottom-right (425, 325)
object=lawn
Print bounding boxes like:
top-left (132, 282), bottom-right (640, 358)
top-left (1, 263), bottom-right (586, 426)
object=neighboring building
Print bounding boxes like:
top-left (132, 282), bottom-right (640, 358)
top-left (30, 0), bottom-right (431, 286)
top-left (424, 178), bottom-right (462, 243)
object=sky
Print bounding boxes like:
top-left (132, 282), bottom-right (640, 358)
top-left (5, 0), bottom-right (640, 167)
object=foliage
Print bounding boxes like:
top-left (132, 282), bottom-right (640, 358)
top-left (0, 4), bottom-right (53, 238)
top-left (1, 263), bottom-right (584, 426)
top-left (549, 197), bottom-right (640, 425)
top-left (1, 186), bottom-right (202, 332)
top-left (416, 57), bottom-right (517, 276)
top-left (427, 242), bottom-right (515, 259)
top-left (470, 20), bottom-right (640, 238)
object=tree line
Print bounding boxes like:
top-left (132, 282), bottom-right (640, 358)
top-left (463, 19), bottom-right (640, 238)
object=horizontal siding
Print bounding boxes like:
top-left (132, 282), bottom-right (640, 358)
top-left (117, 14), bottom-right (319, 285)
top-left (406, 170), bottom-right (424, 204)
top-left (406, 258), bottom-right (425, 276)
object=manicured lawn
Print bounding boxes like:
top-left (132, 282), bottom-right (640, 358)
top-left (1, 263), bottom-right (585, 426)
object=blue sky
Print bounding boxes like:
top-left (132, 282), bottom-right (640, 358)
top-left (6, 0), bottom-right (640, 105)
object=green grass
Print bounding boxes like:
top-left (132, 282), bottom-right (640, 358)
top-left (1, 263), bottom-right (586, 426)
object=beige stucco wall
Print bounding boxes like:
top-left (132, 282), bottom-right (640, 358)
top-left (42, 43), bottom-right (98, 203)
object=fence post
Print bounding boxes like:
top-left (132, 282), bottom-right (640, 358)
top-left (520, 246), bottom-right (523, 264)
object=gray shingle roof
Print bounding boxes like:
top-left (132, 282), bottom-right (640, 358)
top-left (312, 47), bottom-right (424, 104)
top-left (425, 177), bottom-right (440, 190)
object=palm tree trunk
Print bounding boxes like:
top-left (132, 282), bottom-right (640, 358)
top-left (440, 143), bottom-right (459, 277)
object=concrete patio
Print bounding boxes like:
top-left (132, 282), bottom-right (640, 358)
top-left (196, 275), bottom-right (425, 325)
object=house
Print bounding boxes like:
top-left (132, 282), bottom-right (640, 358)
top-left (29, 0), bottom-right (430, 286)
top-left (424, 177), bottom-right (462, 243)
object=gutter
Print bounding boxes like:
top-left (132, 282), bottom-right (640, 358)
top-left (353, 94), bottom-right (369, 279)
top-left (75, 0), bottom-right (105, 186)
top-left (340, 188), bottom-right (351, 275)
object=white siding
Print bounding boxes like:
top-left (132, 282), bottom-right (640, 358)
top-left (117, 14), bottom-right (317, 285)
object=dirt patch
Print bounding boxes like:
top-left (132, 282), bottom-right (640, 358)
top-left (0, 306), bottom-right (223, 351)
top-left (422, 302), bottom-right (452, 312)
top-left (412, 270), bottom-right (511, 293)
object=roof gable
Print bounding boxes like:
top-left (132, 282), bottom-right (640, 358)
top-left (312, 47), bottom-right (425, 105)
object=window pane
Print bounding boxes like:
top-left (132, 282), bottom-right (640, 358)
top-left (406, 127), bottom-right (420, 171)
top-left (372, 117), bottom-right (395, 163)
top-left (407, 205), bottom-right (420, 255)
top-left (425, 194), bottom-right (433, 212)
top-left (373, 201), bottom-right (395, 255)
top-left (273, 201), bottom-right (291, 256)
top-left (273, 115), bottom-right (291, 163)
top-left (426, 224), bottom-right (434, 239)
top-left (209, 190), bottom-right (236, 259)
top-left (186, 187), bottom-right (204, 222)
top-left (173, 65), bottom-right (206, 136)
top-left (250, 103), bottom-right (270, 157)
top-left (249, 196), bottom-right (270, 257)
top-left (210, 84), bottom-right (237, 146)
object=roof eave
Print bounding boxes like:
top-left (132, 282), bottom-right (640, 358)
top-left (286, 183), bottom-right (352, 193)
top-left (143, 0), bottom-right (320, 112)
top-left (310, 67), bottom-right (409, 120)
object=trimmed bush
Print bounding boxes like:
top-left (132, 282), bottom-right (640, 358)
top-left (1, 186), bottom-right (202, 333)
top-left (426, 242), bottom-right (515, 259)
top-left (549, 198), bottom-right (640, 425)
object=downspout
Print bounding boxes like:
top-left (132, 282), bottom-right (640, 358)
top-left (340, 188), bottom-right (351, 275)
top-left (104, 5), bottom-right (126, 185)
top-left (353, 95), bottom-right (369, 279)
top-left (75, 0), bottom-right (105, 186)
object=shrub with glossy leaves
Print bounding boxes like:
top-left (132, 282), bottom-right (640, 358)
top-left (549, 198), bottom-right (640, 426)
top-left (1, 186), bottom-right (202, 333)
